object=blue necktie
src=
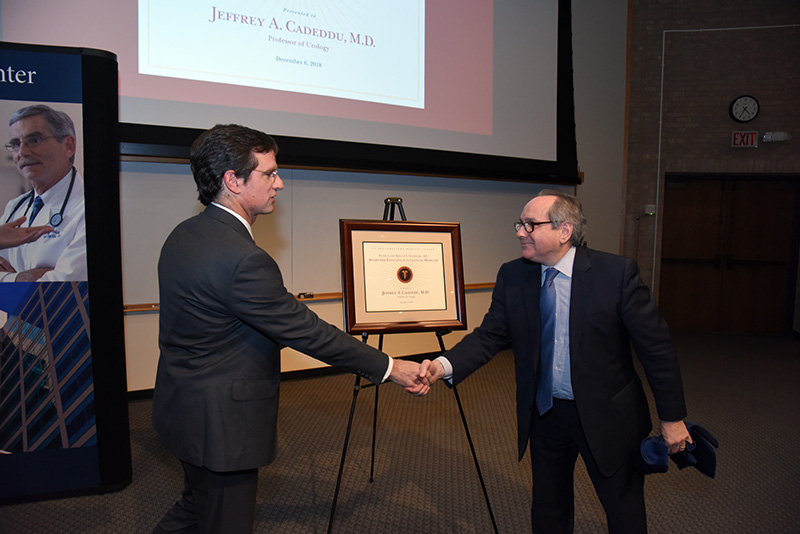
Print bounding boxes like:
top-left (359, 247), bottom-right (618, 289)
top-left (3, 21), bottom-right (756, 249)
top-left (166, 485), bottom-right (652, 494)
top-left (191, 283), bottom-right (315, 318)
top-left (29, 196), bottom-right (44, 226)
top-left (536, 267), bottom-right (558, 415)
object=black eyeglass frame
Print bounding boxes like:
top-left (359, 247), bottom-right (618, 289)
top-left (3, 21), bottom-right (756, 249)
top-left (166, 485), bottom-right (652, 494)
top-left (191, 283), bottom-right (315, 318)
top-left (514, 220), bottom-right (553, 233)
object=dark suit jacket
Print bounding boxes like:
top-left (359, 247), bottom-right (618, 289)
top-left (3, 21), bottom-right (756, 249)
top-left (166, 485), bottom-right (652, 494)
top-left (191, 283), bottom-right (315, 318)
top-left (444, 246), bottom-right (686, 477)
top-left (153, 205), bottom-right (389, 472)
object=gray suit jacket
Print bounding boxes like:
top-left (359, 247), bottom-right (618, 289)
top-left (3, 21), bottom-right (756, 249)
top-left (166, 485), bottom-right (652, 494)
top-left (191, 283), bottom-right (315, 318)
top-left (153, 205), bottom-right (389, 472)
top-left (444, 246), bottom-right (686, 477)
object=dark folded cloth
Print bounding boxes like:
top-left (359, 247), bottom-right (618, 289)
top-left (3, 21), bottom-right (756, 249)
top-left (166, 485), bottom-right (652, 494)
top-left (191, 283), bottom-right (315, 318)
top-left (638, 434), bottom-right (669, 474)
top-left (670, 422), bottom-right (719, 478)
top-left (636, 421), bottom-right (719, 478)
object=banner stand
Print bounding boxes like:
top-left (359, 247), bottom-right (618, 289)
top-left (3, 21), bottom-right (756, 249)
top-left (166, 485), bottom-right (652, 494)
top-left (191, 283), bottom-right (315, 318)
top-left (0, 41), bottom-right (130, 502)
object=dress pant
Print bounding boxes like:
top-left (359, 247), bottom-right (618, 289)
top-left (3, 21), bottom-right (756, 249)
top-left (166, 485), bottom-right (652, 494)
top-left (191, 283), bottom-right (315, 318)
top-left (153, 461), bottom-right (259, 534)
top-left (530, 399), bottom-right (647, 534)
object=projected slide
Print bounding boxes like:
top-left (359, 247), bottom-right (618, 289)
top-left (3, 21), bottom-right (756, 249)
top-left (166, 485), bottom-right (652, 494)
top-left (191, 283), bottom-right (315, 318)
top-left (139, 0), bottom-right (425, 108)
top-left (2, 1), bottom-right (566, 169)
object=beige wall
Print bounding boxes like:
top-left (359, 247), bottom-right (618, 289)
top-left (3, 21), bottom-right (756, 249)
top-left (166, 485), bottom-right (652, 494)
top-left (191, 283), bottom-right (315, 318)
top-left (572, 0), bottom-right (629, 254)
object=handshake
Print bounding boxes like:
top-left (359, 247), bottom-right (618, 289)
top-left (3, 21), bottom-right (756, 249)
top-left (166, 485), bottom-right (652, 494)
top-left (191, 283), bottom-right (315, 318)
top-left (387, 358), bottom-right (447, 396)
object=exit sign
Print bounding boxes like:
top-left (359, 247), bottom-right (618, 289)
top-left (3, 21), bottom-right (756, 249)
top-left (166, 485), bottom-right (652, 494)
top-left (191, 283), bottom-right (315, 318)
top-left (732, 131), bottom-right (758, 148)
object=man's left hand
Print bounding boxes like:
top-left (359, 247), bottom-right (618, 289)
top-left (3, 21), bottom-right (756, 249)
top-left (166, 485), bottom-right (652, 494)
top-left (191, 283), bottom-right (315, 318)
top-left (660, 420), bottom-right (692, 455)
top-left (0, 256), bottom-right (16, 273)
top-left (14, 267), bottom-right (53, 282)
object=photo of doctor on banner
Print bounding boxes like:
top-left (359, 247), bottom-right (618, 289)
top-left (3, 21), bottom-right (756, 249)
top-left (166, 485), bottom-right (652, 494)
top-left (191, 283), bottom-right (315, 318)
top-left (0, 101), bottom-right (86, 282)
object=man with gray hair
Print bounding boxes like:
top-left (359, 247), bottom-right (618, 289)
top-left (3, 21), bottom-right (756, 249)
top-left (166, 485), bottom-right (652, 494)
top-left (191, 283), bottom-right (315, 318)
top-left (0, 104), bottom-right (86, 281)
top-left (421, 189), bottom-right (690, 533)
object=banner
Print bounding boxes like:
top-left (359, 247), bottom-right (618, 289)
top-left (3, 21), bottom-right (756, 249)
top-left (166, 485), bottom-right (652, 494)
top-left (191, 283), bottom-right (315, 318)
top-left (0, 42), bottom-right (129, 501)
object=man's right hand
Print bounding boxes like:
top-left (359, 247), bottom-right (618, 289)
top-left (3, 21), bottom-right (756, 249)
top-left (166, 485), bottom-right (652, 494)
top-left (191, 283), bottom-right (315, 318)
top-left (389, 358), bottom-right (430, 396)
top-left (0, 216), bottom-right (53, 249)
top-left (419, 359), bottom-right (446, 386)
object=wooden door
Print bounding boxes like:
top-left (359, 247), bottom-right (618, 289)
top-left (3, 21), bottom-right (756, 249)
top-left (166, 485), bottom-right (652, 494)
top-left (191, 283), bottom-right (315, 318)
top-left (659, 176), bottom-right (798, 334)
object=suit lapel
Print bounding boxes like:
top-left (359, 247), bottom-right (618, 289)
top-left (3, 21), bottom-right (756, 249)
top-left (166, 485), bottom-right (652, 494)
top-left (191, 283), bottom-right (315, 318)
top-left (569, 246), bottom-right (592, 360)
top-left (521, 261), bottom-right (543, 368)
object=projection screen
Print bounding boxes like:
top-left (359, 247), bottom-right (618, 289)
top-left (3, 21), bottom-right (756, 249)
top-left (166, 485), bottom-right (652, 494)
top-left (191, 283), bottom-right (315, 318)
top-left (1, 0), bottom-right (578, 182)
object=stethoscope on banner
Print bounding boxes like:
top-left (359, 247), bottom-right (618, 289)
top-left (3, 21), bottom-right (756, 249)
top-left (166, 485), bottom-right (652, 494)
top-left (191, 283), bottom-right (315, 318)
top-left (5, 166), bottom-right (76, 228)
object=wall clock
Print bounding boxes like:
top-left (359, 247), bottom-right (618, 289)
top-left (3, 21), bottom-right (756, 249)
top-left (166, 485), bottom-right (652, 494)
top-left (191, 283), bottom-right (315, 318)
top-left (729, 95), bottom-right (759, 123)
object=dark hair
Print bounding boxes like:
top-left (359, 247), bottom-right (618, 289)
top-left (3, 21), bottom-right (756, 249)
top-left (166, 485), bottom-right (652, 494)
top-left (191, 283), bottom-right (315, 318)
top-left (537, 189), bottom-right (587, 246)
top-left (190, 124), bottom-right (278, 205)
top-left (10, 104), bottom-right (76, 163)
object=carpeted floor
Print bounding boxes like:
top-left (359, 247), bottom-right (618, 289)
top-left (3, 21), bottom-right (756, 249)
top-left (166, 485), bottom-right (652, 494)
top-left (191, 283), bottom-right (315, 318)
top-left (1, 332), bottom-right (798, 533)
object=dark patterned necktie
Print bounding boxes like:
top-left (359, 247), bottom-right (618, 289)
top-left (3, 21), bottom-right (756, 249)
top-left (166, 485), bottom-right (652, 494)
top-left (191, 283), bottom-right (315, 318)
top-left (29, 196), bottom-right (44, 226)
top-left (536, 267), bottom-right (558, 414)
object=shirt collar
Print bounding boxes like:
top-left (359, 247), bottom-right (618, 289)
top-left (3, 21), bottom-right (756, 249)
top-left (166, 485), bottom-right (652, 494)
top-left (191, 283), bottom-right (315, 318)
top-left (542, 246), bottom-right (576, 279)
top-left (211, 201), bottom-right (254, 239)
top-left (38, 167), bottom-right (75, 204)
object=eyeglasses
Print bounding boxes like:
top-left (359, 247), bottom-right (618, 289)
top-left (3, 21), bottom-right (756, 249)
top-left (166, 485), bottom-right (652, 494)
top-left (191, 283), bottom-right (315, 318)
top-left (254, 168), bottom-right (279, 179)
top-left (514, 220), bottom-right (552, 233)
top-left (5, 134), bottom-right (61, 152)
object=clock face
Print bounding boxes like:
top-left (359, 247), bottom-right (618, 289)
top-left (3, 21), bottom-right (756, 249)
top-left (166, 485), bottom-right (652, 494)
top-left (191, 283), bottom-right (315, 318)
top-left (729, 95), bottom-right (759, 123)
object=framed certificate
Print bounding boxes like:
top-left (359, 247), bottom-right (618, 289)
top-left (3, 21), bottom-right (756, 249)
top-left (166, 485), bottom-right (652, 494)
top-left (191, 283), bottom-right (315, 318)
top-left (340, 219), bottom-right (467, 334)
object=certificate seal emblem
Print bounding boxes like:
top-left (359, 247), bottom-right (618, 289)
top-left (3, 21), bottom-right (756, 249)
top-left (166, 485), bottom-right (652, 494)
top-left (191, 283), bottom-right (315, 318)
top-left (397, 266), bottom-right (413, 283)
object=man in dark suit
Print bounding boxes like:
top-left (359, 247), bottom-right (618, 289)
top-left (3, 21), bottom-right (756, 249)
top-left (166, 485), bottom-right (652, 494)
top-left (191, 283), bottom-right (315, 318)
top-left (421, 189), bottom-right (691, 533)
top-left (153, 124), bottom-right (428, 534)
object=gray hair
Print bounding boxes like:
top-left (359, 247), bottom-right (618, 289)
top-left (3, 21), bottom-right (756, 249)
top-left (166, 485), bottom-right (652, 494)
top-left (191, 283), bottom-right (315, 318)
top-left (10, 105), bottom-right (76, 163)
top-left (537, 189), bottom-right (587, 246)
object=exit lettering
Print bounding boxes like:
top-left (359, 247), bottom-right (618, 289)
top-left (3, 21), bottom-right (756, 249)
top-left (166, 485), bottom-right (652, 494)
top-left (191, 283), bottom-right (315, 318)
top-left (731, 131), bottom-right (758, 148)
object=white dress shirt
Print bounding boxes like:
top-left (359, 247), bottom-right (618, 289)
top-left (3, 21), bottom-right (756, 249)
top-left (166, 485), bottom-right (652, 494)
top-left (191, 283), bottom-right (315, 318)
top-left (547, 246), bottom-right (575, 399)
